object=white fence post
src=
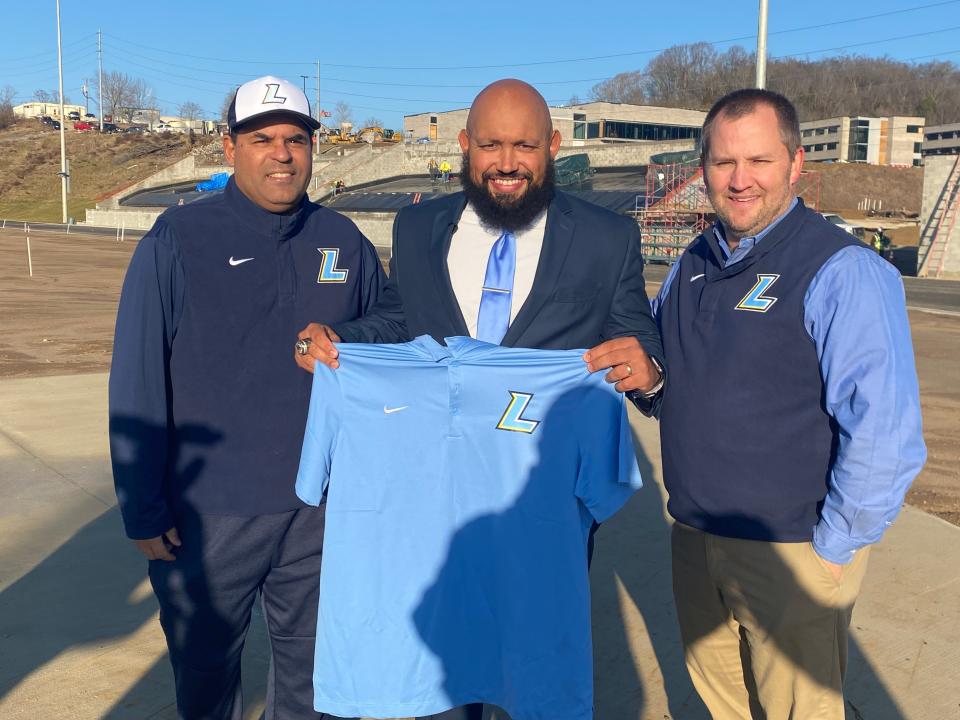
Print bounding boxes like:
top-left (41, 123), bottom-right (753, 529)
top-left (26, 224), bottom-right (33, 278)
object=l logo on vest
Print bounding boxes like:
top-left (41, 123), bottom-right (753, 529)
top-left (262, 83), bottom-right (288, 105)
top-left (317, 248), bottom-right (349, 283)
top-left (736, 274), bottom-right (780, 313)
top-left (496, 391), bottom-right (540, 434)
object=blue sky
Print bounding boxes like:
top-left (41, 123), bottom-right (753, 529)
top-left (3, 0), bottom-right (958, 128)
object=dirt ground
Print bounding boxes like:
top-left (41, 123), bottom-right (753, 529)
top-left (1, 227), bottom-right (957, 526)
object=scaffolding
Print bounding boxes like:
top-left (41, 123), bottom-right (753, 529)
top-left (634, 163), bottom-right (822, 264)
top-left (635, 161), bottom-right (709, 264)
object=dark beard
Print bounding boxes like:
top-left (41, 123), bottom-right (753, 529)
top-left (459, 153), bottom-right (556, 233)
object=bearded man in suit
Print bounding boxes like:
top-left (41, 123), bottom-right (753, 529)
top-left (295, 78), bottom-right (663, 720)
top-left (297, 78), bottom-right (662, 403)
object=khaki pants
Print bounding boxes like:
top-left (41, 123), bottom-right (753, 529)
top-left (671, 523), bottom-right (869, 720)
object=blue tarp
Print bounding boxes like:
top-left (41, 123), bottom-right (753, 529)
top-left (196, 172), bottom-right (229, 192)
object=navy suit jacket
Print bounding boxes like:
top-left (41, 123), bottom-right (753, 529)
top-left (333, 191), bottom-right (663, 365)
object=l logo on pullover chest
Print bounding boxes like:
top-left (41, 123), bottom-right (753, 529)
top-left (735, 274), bottom-right (780, 313)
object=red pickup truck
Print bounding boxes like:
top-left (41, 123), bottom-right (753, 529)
top-left (73, 121), bottom-right (94, 131)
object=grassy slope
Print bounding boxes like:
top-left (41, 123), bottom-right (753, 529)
top-left (0, 120), bottom-right (218, 223)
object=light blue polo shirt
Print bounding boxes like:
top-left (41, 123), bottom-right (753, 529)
top-left (296, 335), bottom-right (642, 720)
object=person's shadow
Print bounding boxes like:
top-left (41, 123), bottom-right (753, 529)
top-left (593, 417), bottom-right (907, 720)
top-left (411, 396), bottom-right (907, 720)
top-left (0, 417), bottom-right (262, 719)
top-left (411, 387), bottom-right (644, 719)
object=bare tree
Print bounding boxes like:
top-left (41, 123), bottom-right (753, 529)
top-left (588, 44), bottom-right (960, 123)
top-left (102, 71), bottom-right (154, 123)
top-left (128, 78), bottom-right (154, 122)
top-left (32, 88), bottom-right (70, 104)
top-left (590, 71), bottom-right (645, 105)
top-left (221, 90), bottom-right (236, 123)
top-left (179, 101), bottom-right (202, 121)
top-left (0, 86), bottom-right (16, 129)
top-left (334, 101), bottom-right (353, 128)
top-left (362, 116), bottom-right (385, 128)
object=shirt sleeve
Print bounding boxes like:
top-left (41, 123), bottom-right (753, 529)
top-left (604, 216), bottom-right (664, 364)
top-left (359, 233), bottom-right (387, 314)
top-left (332, 211), bottom-right (411, 344)
top-left (296, 365), bottom-right (344, 506)
top-left (574, 385), bottom-right (644, 523)
top-left (806, 245), bottom-right (927, 564)
top-left (108, 219), bottom-right (184, 540)
top-left (639, 255), bottom-right (682, 417)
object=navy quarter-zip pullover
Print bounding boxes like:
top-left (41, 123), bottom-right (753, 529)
top-left (109, 178), bottom-right (385, 539)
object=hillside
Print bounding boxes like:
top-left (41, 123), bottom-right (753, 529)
top-left (0, 120), bottom-right (926, 235)
top-left (808, 161), bottom-right (923, 217)
top-left (0, 120), bottom-right (218, 223)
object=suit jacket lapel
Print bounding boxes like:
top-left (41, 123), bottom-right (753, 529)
top-left (502, 193), bottom-right (575, 347)
top-left (428, 193), bottom-right (470, 337)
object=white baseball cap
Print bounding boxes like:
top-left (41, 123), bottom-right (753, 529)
top-left (227, 75), bottom-right (322, 132)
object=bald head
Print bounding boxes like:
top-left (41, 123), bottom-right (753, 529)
top-left (458, 79), bottom-right (561, 232)
top-left (466, 79), bottom-right (554, 138)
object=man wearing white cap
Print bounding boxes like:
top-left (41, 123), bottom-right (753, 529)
top-left (109, 75), bottom-right (383, 719)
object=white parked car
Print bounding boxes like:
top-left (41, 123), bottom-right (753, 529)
top-left (154, 123), bottom-right (186, 134)
top-left (821, 213), bottom-right (865, 240)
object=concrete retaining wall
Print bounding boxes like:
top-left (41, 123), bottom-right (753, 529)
top-left (919, 155), bottom-right (960, 277)
top-left (84, 138), bottom-right (696, 231)
top-left (342, 212), bottom-right (396, 251)
top-left (83, 208), bottom-right (163, 231)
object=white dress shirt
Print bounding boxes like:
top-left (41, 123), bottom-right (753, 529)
top-left (446, 203), bottom-right (546, 338)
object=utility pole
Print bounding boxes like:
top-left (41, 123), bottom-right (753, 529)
top-left (316, 60), bottom-right (320, 122)
top-left (82, 81), bottom-right (89, 114)
top-left (97, 29), bottom-right (104, 131)
top-left (55, 0), bottom-right (69, 224)
top-left (756, 0), bottom-right (769, 89)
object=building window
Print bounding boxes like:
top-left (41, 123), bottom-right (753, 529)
top-left (828, 125), bottom-right (840, 134)
top-left (914, 142), bottom-right (922, 153)
top-left (587, 122), bottom-right (600, 139)
top-left (804, 145), bottom-right (813, 152)
top-left (816, 128), bottom-right (825, 135)
top-left (815, 144), bottom-right (824, 151)
top-left (573, 112), bottom-right (586, 140)
top-left (913, 158), bottom-right (923, 166)
top-left (802, 129), bottom-right (813, 137)
top-left (429, 116), bottom-right (437, 124)
top-left (599, 120), bottom-right (699, 142)
top-left (906, 124), bottom-right (921, 133)
top-left (827, 142), bottom-right (838, 150)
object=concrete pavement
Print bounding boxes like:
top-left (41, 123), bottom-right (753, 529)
top-left (0, 373), bottom-right (957, 719)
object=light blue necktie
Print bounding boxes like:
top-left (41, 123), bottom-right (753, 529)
top-left (476, 232), bottom-right (516, 344)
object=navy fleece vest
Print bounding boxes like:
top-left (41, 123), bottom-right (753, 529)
top-left (659, 201), bottom-right (860, 542)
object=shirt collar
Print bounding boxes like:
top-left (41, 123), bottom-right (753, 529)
top-left (713, 197), bottom-right (798, 262)
top-left (224, 175), bottom-right (309, 241)
top-left (410, 334), bottom-right (500, 361)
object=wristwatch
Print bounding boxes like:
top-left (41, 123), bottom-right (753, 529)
top-left (640, 356), bottom-right (665, 398)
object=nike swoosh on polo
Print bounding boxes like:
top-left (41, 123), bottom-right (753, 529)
top-left (229, 256), bottom-right (254, 266)
top-left (690, 273), bottom-right (705, 282)
top-left (383, 405), bottom-right (408, 414)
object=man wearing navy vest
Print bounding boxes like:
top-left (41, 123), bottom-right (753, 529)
top-left (653, 88), bottom-right (926, 718)
top-left (109, 75), bottom-right (384, 719)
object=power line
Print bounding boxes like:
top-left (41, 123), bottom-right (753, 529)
top-left (99, 0), bottom-right (959, 72)
top-left (0, 36), bottom-right (91, 64)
